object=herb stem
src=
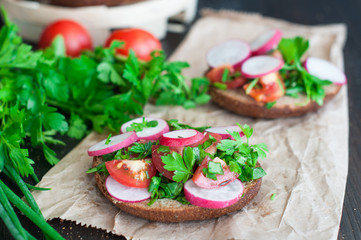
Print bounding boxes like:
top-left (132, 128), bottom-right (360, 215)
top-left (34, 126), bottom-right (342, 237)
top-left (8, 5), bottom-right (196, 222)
top-left (4, 165), bottom-right (43, 217)
top-left (246, 78), bottom-right (259, 94)
top-left (0, 184), bottom-right (27, 239)
top-left (0, 202), bottom-right (27, 240)
top-left (45, 99), bottom-right (94, 120)
top-left (0, 180), bottom-right (65, 240)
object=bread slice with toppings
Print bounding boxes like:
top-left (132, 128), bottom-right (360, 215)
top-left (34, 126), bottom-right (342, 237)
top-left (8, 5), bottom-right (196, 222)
top-left (93, 156), bottom-right (262, 222)
top-left (209, 84), bottom-right (342, 118)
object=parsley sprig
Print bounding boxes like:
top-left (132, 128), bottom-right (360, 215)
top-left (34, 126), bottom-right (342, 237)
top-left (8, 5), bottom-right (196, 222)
top-left (161, 147), bottom-right (197, 183)
top-left (278, 37), bottom-right (332, 105)
top-left (216, 124), bottom-right (268, 181)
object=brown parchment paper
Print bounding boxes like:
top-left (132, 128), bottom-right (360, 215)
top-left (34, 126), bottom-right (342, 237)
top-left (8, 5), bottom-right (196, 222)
top-left (32, 10), bottom-right (348, 240)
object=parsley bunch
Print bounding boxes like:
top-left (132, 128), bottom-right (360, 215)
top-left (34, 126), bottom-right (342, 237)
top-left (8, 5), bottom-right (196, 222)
top-left (0, 6), bottom-right (210, 239)
top-left (278, 37), bottom-right (332, 105)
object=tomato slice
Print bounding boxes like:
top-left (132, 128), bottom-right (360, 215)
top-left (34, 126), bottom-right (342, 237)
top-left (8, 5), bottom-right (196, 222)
top-left (206, 65), bottom-right (246, 89)
top-left (192, 156), bottom-right (239, 189)
top-left (243, 72), bottom-right (285, 103)
top-left (105, 159), bottom-right (156, 188)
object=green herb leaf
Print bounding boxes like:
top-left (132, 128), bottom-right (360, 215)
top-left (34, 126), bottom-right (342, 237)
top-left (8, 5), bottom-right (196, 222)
top-left (166, 119), bottom-right (210, 132)
top-left (213, 82), bottom-right (227, 90)
top-left (162, 151), bottom-right (195, 183)
top-left (278, 37), bottom-right (309, 65)
top-left (157, 145), bottom-right (170, 153)
top-left (265, 101), bottom-right (277, 109)
top-left (126, 118), bottom-right (158, 132)
top-left (202, 167), bottom-right (217, 180)
top-left (105, 134), bottom-right (112, 145)
top-left (245, 78), bottom-right (259, 94)
top-left (208, 161), bottom-right (224, 175)
top-left (270, 193), bottom-right (276, 200)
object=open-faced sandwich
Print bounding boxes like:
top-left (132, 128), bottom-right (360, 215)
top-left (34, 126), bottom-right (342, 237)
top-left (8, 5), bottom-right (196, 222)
top-left (87, 117), bottom-right (268, 222)
top-left (206, 29), bottom-right (346, 118)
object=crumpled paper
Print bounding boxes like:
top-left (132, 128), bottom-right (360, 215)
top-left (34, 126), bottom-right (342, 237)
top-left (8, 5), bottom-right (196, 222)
top-left (32, 9), bottom-right (348, 240)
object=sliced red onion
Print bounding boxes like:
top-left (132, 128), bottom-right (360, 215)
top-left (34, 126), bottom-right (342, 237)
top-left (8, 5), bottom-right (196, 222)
top-left (87, 132), bottom-right (138, 156)
top-left (120, 117), bottom-right (169, 141)
top-left (105, 176), bottom-right (151, 203)
top-left (159, 129), bottom-right (204, 147)
top-left (241, 55), bottom-right (284, 78)
top-left (184, 179), bottom-right (244, 209)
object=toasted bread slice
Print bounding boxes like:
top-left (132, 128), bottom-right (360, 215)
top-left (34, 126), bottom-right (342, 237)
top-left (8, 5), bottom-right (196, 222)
top-left (93, 156), bottom-right (262, 222)
top-left (209, 84), bottom-right (342, 118)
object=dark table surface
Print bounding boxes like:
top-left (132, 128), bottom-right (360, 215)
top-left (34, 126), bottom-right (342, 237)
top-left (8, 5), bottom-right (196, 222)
top-left (1, 0), bottom-right (360, 239)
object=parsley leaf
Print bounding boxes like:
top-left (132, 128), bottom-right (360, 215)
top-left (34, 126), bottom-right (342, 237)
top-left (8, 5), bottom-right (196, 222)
top-left (148, 176), bottom-right (187, 206)
top-left (126, 118), bottom-right (158, 132)
top-left (166, 119), bottom-right (211, 132)
top-left (278, 36), bottom-right (332, 106)
top-left (161, 147), bottom-right (196, 183)
top-left (105, 134), bottom-right (112, 145)
top-left (215, 124), bottom-right (268, 182)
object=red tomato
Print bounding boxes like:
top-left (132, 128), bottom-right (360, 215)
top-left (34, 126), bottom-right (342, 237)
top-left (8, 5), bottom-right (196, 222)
top-left (38, 19), bottom-right (92, 57)
top-left (104, 28), bottom-right (162, 61)
top-left (206, 65), bottom-right (247, 89)
top-left (243, 72), bottom-right (286, 103)
top-left (192, 156), bottom-right (239, 189)
top-left (151, 145), bottom-right (184, 180)
top-left (105, 159), bottom-right (156, 188)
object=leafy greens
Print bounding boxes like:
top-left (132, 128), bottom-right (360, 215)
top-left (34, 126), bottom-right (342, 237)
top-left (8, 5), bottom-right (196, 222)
top-left (0, 7), bottom-right (210, 240)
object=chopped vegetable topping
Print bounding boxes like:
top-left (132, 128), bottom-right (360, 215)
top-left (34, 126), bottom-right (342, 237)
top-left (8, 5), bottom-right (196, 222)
top-left (105, 134), bottom-right (112, 145)
top-left (270, 193), bottom-right (276, 200)
top-left (278, 37), bottom-right (332, 105)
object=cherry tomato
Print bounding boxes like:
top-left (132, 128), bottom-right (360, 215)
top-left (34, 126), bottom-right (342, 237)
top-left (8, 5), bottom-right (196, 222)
top-left (38, 19), bottom-right (92, 57)
top-left (243, 72), bottom-right (286, 103)
top-left (192, 156), bottom-right (239, 189)
top-left (104, 28), bottom-right (162, 61)
top-left (105, 159), bottom-right (156, 188)
top-left (206, 65), bottom-right (247, 89)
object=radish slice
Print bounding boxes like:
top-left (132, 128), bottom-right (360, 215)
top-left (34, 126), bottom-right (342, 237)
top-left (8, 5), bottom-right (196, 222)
top-left (120, 117), bottom-right (170, 141)
top-left (87, 132), bottom-right (138, 156)
top-left (159, 129), bottom-right (204, 147)
top-left (250, 29), bottom-right (283, 55)
top-left (205, 126), bottom-right (245, 139)
top-left (184, 179), bottom-right (244, 209)
top-left (241, 55), bottom-right (284, 78)
top-left (304, 57), bottom-right (347, 85)
top-left (206, 40), bottom-right (251, 68)
top-left (105, 176), bottom-right (151, 203)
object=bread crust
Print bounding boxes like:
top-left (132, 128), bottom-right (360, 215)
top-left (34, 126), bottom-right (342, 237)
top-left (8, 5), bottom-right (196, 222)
top-left (209, 84), bottom-right (342, 118)
top-left (93, 156), bottom-right (262, 222)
